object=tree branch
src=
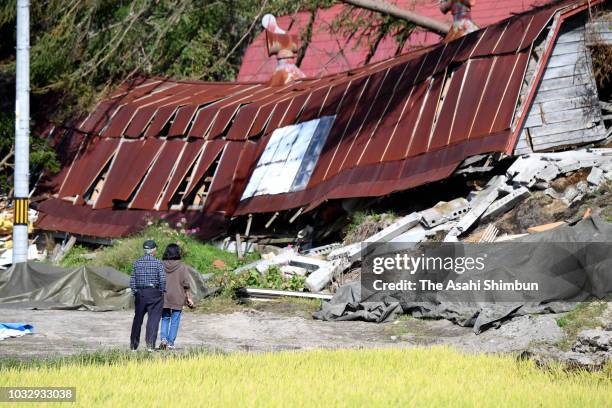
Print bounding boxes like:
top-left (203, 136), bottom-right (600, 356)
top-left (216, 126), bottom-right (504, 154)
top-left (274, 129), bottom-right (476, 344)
top-left (340, 0), bottom-right (450, 35)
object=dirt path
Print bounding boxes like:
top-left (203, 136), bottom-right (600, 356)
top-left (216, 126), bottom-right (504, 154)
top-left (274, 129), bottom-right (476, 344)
top-left (0, 307), bottom-right (566, 360)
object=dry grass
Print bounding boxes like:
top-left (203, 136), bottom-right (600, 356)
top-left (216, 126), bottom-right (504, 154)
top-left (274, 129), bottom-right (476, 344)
top-left (0, 347), bottom-right (610, 407)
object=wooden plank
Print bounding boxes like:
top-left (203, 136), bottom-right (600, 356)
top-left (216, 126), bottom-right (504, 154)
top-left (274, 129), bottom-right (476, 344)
top-left (555, 30), bottom-right (585, 44)
top-left (525, 106), bottom-right (599, 128)
top-left (541, 64), bottom-right (593, 81)
top-left (537, 75), bottom-right (590, 92)
top-left (529, 118), bottom-right (601, 138)
top-left (537, 95), bottom-right (599, 113)
top-left (551, 41), bottom-right (584, 56)
top-left (533, 84), bottom-right (599, 103)
top-left (546, 53), bottom-right (583, 69)
top-left (531, 125), bottom-right (605, 148)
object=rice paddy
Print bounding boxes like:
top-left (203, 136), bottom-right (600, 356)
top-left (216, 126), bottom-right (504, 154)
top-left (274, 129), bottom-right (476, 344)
top-left (1, 347), bottom-right (610, 407)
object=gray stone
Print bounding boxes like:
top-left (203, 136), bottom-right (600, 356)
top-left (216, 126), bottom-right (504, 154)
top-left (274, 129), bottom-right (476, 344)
top-left (560, 351), bottom-right (608, 368)
top-left (573, 329), bottom-right (612, 353)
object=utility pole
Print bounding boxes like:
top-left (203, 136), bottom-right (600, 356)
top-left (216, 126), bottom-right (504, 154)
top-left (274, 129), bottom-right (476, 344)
top-left (13, 0), bottom-right (30, 264)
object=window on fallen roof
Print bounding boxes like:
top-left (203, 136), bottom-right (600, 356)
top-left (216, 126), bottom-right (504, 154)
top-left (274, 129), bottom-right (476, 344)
top-left (241, 115), bottom-right (335, 200)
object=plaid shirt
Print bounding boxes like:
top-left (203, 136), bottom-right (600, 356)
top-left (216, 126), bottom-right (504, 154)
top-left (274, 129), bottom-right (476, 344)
top-left (130, 254), bottom-right (166, 294)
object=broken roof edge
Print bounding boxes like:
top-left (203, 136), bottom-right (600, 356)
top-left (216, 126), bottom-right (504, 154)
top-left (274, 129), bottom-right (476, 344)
top-left (505, 0), bottom-right (608, 155)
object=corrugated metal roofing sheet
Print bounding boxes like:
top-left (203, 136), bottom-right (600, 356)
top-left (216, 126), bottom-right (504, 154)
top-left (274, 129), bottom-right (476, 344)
top-left (35, 0), bottom-right (599, 237)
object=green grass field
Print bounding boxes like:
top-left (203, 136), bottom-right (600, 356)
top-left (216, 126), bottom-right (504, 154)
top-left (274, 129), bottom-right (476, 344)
top-left (59, 223), bottom-right (256, 275)
top-left (1, 347), bottom-right (610, 407)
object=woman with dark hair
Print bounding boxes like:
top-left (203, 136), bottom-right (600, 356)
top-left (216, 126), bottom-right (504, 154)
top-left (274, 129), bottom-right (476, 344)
top-left (159, 243), bottom-right (193, 350)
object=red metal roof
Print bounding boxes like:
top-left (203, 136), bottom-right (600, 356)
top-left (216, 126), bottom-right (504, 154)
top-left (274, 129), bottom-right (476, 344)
top-left (237, 0), bottom-right (553, 82)
top-left (35, 0), bottom-right (598, 238)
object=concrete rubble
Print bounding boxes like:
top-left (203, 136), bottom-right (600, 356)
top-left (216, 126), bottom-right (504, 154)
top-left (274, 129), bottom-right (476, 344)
top-left (231, 148), bottom-right (612, 293)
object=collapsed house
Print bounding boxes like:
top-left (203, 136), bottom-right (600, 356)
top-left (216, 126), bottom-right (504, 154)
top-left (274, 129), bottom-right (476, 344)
top-left (33, 0), bottom-right (611, 241)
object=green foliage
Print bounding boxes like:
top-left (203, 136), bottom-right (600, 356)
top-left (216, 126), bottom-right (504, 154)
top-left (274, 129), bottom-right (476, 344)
top-left (218, 265), bottom-right (305, 297)
top-left (59, 222), bottom-right (257, 275)
top-left (0, 112), bottom-right (59, 195)
top-left (0, 0), bottom-right (335, 114)
top-left (343, 210), bottom-right (397, 244)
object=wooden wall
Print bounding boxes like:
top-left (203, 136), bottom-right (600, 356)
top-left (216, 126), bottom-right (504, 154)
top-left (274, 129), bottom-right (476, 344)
top-left (513, 15), bottom-right (609, 155)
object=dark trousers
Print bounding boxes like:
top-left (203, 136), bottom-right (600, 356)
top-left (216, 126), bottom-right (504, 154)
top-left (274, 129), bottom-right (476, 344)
top-left (130, 288), bottom-right (163, 349)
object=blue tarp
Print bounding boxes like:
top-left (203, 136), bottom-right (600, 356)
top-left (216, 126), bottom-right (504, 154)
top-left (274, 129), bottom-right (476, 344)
top-left (0, 323), bottom-right (33, 332)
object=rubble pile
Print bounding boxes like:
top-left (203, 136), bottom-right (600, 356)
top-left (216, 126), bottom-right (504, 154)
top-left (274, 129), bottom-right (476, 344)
top-left (231, 148), bottom-right (611, 295)
top-left (0, 200), bottom-right (43, 269)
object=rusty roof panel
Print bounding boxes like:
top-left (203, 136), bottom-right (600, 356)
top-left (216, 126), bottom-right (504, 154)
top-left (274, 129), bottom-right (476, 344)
top-left (449, 59), bottom-right (493, 143)
top-left (296, 86), bottom-right (330, 123)
top-left (319, 82), bottom-right (351, 117)
top-left (406, 76), bottom-right (445, 157)
top-left (124, 106), bottom-right (157, 138)
top-left (58, 137), bottom-right (119, 198)
top-left (182, 140), bottom-right (226, 199)
top-left (78, 101), bottom-right (118, 134)
top-left (202, 142), bottom-right (244, 213)
top-left (188, 108), bottom-right (217, 138)
top-left (168, 105), bottom-right (199, 137)
top-left (158, 139), bottom-right (206, 211)
top-left (144, 106), bottom-right (177, 138)
top-left (100, 105), bottom-right (134, 138)
top-left (94, 138), bottom-right (163, 209)
top-left (278, 92), bottom-right (310, 128)
top-left (469, 54), bottom-right (521, 138)
top-left (429, 63), bottom-right (470, 150)
top-left (491, 51), bottom-right (530, 134)
top-left (129, 140), bottom-right (187, 209)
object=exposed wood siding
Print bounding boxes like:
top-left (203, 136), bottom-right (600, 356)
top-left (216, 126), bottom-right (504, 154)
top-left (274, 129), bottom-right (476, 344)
top-left (514, 16), bottom-right (606, 154)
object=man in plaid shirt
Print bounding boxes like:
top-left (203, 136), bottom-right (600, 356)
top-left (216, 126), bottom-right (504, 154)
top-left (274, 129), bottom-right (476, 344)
top-left (130, 240), bottom-right (166, 351)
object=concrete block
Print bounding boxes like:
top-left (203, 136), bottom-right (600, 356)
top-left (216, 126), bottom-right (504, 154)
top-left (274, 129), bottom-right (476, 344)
top-left (289, 255), bottom-right (330, 271)
top-left (280, 265), bottom-right (308, 277)
top-left (587, 167), bottom-right (604, 186)
top-left (420, 199), bottom-right (469, 228)
top-left (301, 243), bottom-right (341, 257)
top-left (327, 242), bottom-right (361, 262)
top-left (304, 267), bottom-right (334, 292)
top-left (304, 260), bottom-right (345, 292)
top-left (482, 187), bottom-right (530, 221)
top-left (390, 222), bottom-right (456, 243)
top-left (444, 176), bottom-right (505, 240)
top-left (599, 160), bottom-right (612, 173)
top-left (234, 249), bottom-right (296, 274)
top-left (366, 212), bottom-right (422, 242)
top-left (507, 155), bottom-right (543, 181)
top-left (536, 163), bottom-right (560, 182)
